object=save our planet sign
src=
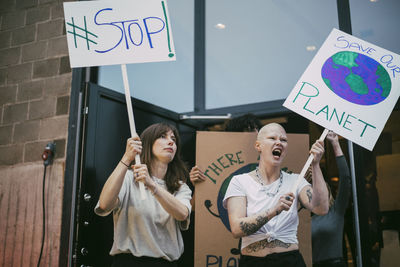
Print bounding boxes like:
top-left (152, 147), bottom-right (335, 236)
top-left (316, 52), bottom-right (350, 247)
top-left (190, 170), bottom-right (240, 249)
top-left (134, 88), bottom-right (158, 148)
top-left (63, 0), bottom-right (176, 68)
top-left (283, 28), bottom-right (400, 151)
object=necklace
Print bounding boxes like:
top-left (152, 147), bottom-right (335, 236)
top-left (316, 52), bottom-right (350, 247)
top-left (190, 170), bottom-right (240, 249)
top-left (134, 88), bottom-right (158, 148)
top-left (255, 167), bottom-right (283, 197)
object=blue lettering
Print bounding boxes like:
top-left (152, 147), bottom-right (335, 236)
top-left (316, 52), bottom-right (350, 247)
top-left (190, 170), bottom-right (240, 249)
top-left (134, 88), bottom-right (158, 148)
top-left (128, 22), bottom-right (144, 46)
top-left (227, 257), bottom-right (238, 267)
top-left (348, 42), bottom-right (361, 50)
top-left (334, 36), bottom-right (376, 55)
top-left (206, 255), bottom-right (239, 267)
top-left (143, 17), bottom-right (165, 48)
top-left (94, 8), bottom-right (165, 53)
top-left (94, 8), bottom-right (123, 53)
top-left (206, 255), bottom-right (221, 267)
top-left (334, 36), bottom-right (349, 49)
top-left (380, 54), bottom-right (400, 78)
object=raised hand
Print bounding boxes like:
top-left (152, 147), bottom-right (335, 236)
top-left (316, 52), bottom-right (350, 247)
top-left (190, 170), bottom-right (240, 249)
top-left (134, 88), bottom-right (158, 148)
top-left (326, 131), bottom-right (339, 145)
top-left (311, 140), bottom-right (325, 165)
top-left (190, 165), bottom-right (207, 186)
top-left (123, 135), bottom-right (142, 164)
top-left (133, 164), bottom-right (155, 189)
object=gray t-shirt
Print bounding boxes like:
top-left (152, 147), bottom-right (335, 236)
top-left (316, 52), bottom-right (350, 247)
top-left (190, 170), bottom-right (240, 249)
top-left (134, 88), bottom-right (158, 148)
top-left (311, 156), bottom-right (351, 263)
top-left (95, 170), bottom-right (192, 261)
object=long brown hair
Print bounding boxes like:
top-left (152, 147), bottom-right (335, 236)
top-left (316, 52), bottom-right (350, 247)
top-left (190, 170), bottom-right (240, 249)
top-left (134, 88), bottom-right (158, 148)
top-left (139, 123), bottom-right (188, 193)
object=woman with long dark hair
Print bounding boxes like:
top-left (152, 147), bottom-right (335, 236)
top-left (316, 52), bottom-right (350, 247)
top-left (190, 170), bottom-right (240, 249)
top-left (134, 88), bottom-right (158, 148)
top-left (95, 123), bottom-right (192, 267)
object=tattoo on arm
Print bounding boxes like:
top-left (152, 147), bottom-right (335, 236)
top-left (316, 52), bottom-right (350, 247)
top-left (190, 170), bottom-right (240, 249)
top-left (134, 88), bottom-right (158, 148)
top-left (306, 189), bottom-right (312, 203)
top-left (245, 239), bottom-right (291, 253)
top-left (240, 210), bottom-right (269, 236)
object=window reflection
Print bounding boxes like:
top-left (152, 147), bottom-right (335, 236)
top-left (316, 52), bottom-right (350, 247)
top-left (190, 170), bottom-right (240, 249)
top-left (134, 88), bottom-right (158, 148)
top-left (98, 0), bottom-right (194, 113)
top-left (205, 0), bottom-right (338, 109)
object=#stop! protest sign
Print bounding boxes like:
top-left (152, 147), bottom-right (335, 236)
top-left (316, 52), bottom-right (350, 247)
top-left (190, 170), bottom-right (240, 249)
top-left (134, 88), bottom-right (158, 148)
top-left (284, 28), bottom-right (400, 151)
top-left (63, 0), bottom-right (176, 199)
top-left (63, 0), bottom-right (176, 68)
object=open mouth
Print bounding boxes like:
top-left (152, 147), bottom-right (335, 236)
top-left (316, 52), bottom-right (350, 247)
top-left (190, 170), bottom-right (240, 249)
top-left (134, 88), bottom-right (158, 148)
top-left (272, 148), bottom-right (282, 158)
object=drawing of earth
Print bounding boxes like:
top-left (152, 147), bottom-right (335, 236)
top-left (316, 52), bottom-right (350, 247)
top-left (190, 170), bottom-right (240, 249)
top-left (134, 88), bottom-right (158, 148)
top-left (217, 164), bottom-right (257, 232)
top-left (321, 51), bottom-right (391, 105)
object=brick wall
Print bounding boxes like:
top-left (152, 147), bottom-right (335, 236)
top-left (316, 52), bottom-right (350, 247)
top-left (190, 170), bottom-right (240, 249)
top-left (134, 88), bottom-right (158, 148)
top-left (0, 0), bottom-right (72, 266)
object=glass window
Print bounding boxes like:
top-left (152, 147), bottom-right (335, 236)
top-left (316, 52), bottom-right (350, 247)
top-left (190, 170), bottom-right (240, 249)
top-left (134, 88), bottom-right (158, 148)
top-left (350, 0), bottom-right (400, 55)
top-left (350, 1), bottom-right (400, 265)
top-left (205, 0), bottom-right (338, 109)
top-left (98, 0), bottom-right (194, 113)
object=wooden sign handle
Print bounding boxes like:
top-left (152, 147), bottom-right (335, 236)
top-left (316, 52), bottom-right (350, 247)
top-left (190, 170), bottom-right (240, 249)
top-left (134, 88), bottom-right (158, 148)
top-left (121, 64), bottom-right (146, 200)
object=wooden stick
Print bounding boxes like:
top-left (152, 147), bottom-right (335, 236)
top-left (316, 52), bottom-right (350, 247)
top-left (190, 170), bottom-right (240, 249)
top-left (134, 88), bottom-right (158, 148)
top-left (291, 128), bottom-right (329, 193)
top-left (121, 64), bottom-right (146, 200)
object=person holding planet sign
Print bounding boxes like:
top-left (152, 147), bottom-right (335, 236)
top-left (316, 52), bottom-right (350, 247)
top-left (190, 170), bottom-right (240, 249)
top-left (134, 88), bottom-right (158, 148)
top-left (311, 131), bottom-right (351, 267)
top-left (223, 123), bottom-right (330, 267)
top-left (95, 123), bottom-right (192, 267)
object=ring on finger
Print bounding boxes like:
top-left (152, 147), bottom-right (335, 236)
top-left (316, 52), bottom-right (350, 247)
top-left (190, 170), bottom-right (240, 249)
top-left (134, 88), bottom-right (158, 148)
top-left (285, 196), bottom-right (291, 201)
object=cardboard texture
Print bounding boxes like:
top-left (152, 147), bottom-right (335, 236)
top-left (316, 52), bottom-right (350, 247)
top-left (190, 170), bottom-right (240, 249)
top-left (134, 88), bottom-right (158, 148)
top-left (194, 131), bottom-right (311, 267)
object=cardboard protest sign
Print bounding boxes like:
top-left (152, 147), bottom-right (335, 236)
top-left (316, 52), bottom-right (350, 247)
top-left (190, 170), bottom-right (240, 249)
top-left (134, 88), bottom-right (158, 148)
top-left (63, 0), bottom-right (176, 68)
top-left (194, 131), bottom-right (311, 267)
top-left (283, 28), bottom-right (400, 151)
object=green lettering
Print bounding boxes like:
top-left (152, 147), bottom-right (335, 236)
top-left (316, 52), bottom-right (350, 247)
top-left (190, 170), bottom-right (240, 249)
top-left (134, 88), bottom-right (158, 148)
top-left (204, 169), bottom-right (216, 184)
top-left (225, 153), bottom-right (237, 165)
top-left (358, 119), bottom-right (376, 137)
top-left (217, 156), bottom-right (229, 169)
top-left (236, 151), bottom-right (244, 164)
top-left (293, 82), bottom-right (320, 103)
top-left (302, 98), bottom-right (315, 114)
top-left (209, 163), bottom-right (223, 176)
top-left (343, 114), bottom-right (357, 131)
top-left (329, 108), bottom-right (345, 125)
top-left (316, 105), bottom-right (329, 120)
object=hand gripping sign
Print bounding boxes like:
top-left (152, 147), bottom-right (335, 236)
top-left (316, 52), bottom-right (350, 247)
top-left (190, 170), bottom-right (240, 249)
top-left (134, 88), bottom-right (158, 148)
top-left (283, 28), bottom-right (400, 191)
top-left (64, 0), bottom-right (177, 199)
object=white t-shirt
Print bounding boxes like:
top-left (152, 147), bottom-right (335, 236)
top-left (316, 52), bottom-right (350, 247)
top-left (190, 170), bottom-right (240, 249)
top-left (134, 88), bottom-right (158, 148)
top-left (95, 170), bottom-right (192, 261)
top-left (223, 171), bottom-right (309, 249)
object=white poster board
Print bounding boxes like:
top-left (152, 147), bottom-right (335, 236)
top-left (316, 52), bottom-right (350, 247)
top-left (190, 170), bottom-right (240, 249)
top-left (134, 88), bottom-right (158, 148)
top-left (283, 28), bottom-right (400, 151)
top-left (63, 0), bottom-right (176, 68)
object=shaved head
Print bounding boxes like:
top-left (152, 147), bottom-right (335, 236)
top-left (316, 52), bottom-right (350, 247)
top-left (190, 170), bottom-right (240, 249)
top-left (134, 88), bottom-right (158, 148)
top-left (257, 123), bottom-right (286, 140)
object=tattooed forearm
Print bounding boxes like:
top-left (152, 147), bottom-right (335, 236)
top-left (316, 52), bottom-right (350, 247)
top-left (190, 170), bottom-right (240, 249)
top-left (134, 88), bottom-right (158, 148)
top-left (245, 239), bottom-right (291, 253)
top-left (240, 210), bottom-right (269, 236)
top-left (306, 189), bottom-right (312, 203)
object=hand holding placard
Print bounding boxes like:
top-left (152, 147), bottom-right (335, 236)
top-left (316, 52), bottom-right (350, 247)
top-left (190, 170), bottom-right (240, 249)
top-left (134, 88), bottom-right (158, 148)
top-left (290, 129), bottom-right (329, 194)
top-left (64, 0), bottom-right (177, 201)
top-left (121, 64), bottom-right (146, 200)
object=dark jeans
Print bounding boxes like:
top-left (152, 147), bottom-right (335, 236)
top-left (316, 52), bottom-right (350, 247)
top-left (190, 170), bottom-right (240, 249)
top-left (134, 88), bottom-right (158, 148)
top-left (239, 250), bottom-right (306, 267)
top-left (313, 257), bottom-right (346, 267)
top-left (112, 253), bottom-right (178, 267)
